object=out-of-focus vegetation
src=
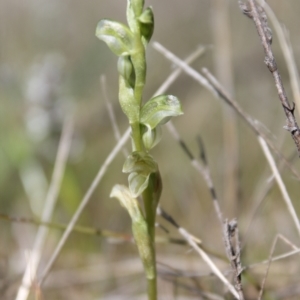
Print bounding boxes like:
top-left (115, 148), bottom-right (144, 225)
top-left (1, 0), bottom-right (300, 299)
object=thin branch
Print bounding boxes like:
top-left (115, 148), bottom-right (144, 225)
top-left (0, 213), bottom-right (132, 241)
top-left (257, 136), bottom-right (300, 237)
top-left (179, 229), bottom-right (239, 300)
top-left (158, 268), bottom-right (225, 300)
top-left (257, 235), bottom-right (278, 300)
top-left (0, 212), bottom-right (198, 247)
top-left (16, 116), bottom-right (73, 300)
top-left (210, 0), bottom-right (239, 216)
top-left (239, 0), bottom-right (300, 155)
top-left (153, 45), bottom-right (207, 97)
top-left (152, 41), bottom-right (300, 180)
top-left (166, 123), bottom-right (224, 226)
top-left (38, 127), bottom-right (131, 285)
top-left (152, 42), bottom-right (217, 97)
top-left (260, 1), bottom-right (300, 118)
top-left (158, 257), bottom-right (220, 299)
top-left (223, 220), bottom-right (245, 300)
top-left (242, 150), bottom-right (297, 249)
top-left (258, 234), bottom-right (298, 300)
top-left (197, 136), bottom-right (224, 225)
top-left (157, 208), bottom-right (240, 300)
top-left (245, 248), bottom-right (300, 271)
top-left (201, 67), bottom-right (300, 181)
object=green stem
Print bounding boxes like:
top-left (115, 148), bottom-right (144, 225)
top-left (131, 35), bottom-right (146, 104)
top-left (142, 185), bottom-right (156, 240)
top-left (129, 37), bottom-right (145, 152)
top-left (128, 9), bottom-right (156, 300)
top-left (142, 178), bottom-right (157, 299)
top-left (131, 121), bottom-right (143, 151)
top-left (147, 277), bottom-right (157, 300)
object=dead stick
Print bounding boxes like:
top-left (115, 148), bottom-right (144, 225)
top-left (240, 0), bottom-right (300, 155)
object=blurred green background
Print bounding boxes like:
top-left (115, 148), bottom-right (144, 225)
top-left (1, 0), bottom-right (300, 299)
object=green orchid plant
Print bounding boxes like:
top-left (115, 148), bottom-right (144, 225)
top-left (96, 1), bottom-right (183, 298)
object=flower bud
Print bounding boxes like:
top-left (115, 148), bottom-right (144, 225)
top-left (96, 19), bottom-right (133, 56)
top-left (142, 125), bottom-right (162, 150)
top-left (139, 7), bottom-right (154, 45)
top-left (140, 94), bottom-right (183, 130)
top-left (118, 56), bottom-right (135, 87)
top-left (129, 0), bottom-right (144, 17)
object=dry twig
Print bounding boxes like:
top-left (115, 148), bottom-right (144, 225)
top-left (258, 234), bottom-right (299, 300)
top-left (257, 136), bottom-right (300, 236)
top-left (166, 123), bottom-right (224, 226)
top-left (260, 1), bottom-right (300, 117)
top-left (223, 220), bottom-right (245, 300)
top-left (16, 117), bottom-right (73, 300)
top-left (242, 150), bottom-right (297, 249)
top-left (201, 67), bottom-right (300, 181)
top-left (38, 127), bottom-right (131, 285)
top-left (239, 0), bottom-right (300, 155)
top-left (152, 41), bottom-right (300, 180)
top-left (210, 0), bottom-right (239, 216)
top-left (157, 207), bottom-right (240, 299)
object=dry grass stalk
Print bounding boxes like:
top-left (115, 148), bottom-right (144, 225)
top-left (239, 0), bottom-right (300, 155)
top-left (260, 1), bottom-right (300, 118)
top-left (223, 220), bottom-right (244, 300)
top-left (157, 207), bottom-right (240, 299)
top-left (152, 41), bottom-right (300, 180)
top-left (257, 234), bottom-right (299, 300)
top-left (166, 123), bottom-right (224, 226)
top-left (16, 117), bottom-right (73, 300)
top-left (257, 136), bottom-right (300, 237)
top-left (210, 0), bottom-right (239, 217)
top-left (38, 126), bottom-right (131, 285)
